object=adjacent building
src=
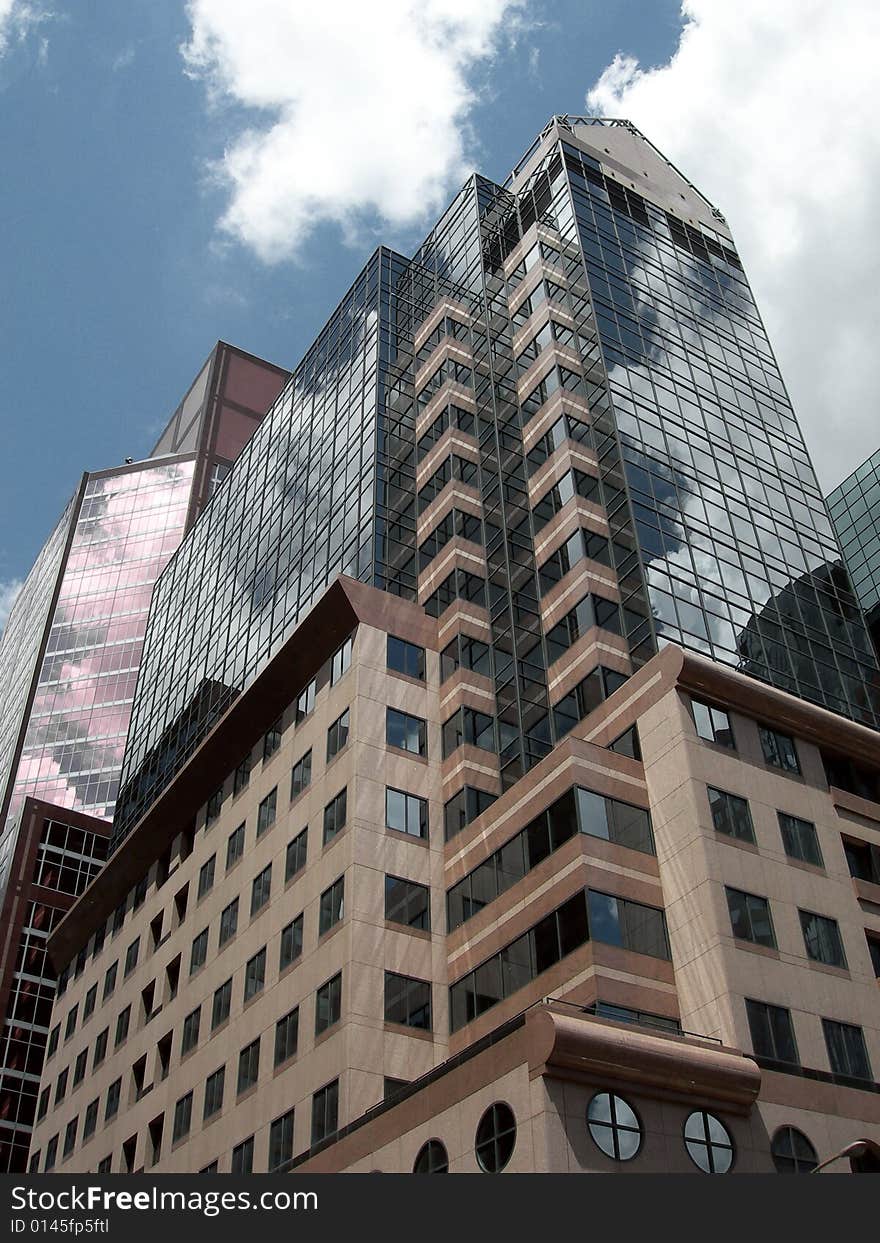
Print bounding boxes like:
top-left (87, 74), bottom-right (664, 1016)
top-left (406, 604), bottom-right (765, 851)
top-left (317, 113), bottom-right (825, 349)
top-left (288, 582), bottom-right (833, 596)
top-left (827, 447), bottom-right (880, 658)
top-left (0, 342), bottom-right (289, 1170)
top-left (25, 117), bottom-right (880, 1175)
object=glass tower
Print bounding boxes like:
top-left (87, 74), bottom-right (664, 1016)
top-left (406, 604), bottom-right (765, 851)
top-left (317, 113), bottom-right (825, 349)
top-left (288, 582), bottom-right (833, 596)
top-left (113, 117), bottom-right (880, 849)
top-left (827, 447), bottom-right (880, 652)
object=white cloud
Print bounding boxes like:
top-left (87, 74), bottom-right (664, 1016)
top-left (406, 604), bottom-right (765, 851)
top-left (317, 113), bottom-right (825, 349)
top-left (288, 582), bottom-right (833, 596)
top-left (587, 0), bottom-right (880, 491)
top-left (181, 0), bottom-right (519, 263)
top-left (0, 1), bottom-right (51, 54)
top-left (0, 578), bottom-right (23, 631)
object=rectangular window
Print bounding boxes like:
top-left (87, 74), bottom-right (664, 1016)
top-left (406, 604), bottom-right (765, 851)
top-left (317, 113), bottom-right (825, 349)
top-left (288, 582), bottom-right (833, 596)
top-left (708, 787), bottom-right (755, 842)
top-left (181, 1006), bottom-right (201, 1055)
top-left (114, 1005), bottom-right (130, 1048)
top-left (587, 890), bottom-right (670, 959)
top-left (83, 1098), bottom-right (99, 1140)
top-left (172, 1091), bottom-right (193, 1143)
top-left (778, 813), bottom-right (823, 867)
top-left (274, 1008), bottom-right (299, 1066)
top-left (93, 1028), bottom-right (108, 1069)
top-left (237, 1038), bottom-right (260, 1094)
top-left (746, 998), bottom-right (799, 1064)
top-left (385, 787), bottom-right (428, 838)
top-left (231, 1136), bottom-right (254, 1174)
top-left (73, 1049), bottom-right (87, 1086)
top-left (444, 786), bottom-right (497, 841)
top-left (280, 914), bottom-right (304, 970)
top-left (576, 788), bottom-right (654, 854)
top-left (55, 1068), bottom-right (68, 1104)
top-left (124, 938), bottom-right (139, 977)
top-left (44, 1136), bottom-right (58, 1172)
top-left (726, 887), bottom-right (776, 948)
top-left (441, 707), bottom-right (494, 758)
top-left (326, 709), bottom-right (350, 761)
top-left (387, 635), bottom-right (425, 680)
top-left (82, 984), bottom-right (97, 1021)
top-left (800, 909), bottom-right (847, 968)
top-left (691, 698), bottom-right (735, 747)
top-left (103, 961), bottom-right (117, 1000)
top-left (65, 1004), bottom-right (78, 1039)
top-left (211, 978), bottom-right (232, 1030)
top-left (251, 864), bottom-right (272, 915)
top-left (190, 928), bottom-right (209, 974)
top-left (96, 1156), bottom-right (111, 1175)
top-left (311, 1079), bottom-right (339, 1145)
top-left (269, 1108), bottom-right (295, 1171)
top-left (822, 1018), bottom-right (873, 1081)
top-left (219, 898), bottom-right (239, 946)
top-left (47, 1025), bottom-right (59, 1059)
top-left (286, 828), bottom-right (307, 880)
top-left (206, 786), bottom-right (224, 825)
top-left (843, 836), bottom-right (880, 884)
top-left (868, 932), bottom-right (880, 979)
top-left (198, 855), bottom-right (216, 898)
top-left (323, 789), bottom-right (347, 845)
top-left (243, 947), bottom-right (266, 1002)
top-left (385, 875), bottom-right (431, 931)
top-left (319, 876), bottom-right (344, 936)
top-left (384, 971), bottom-right (432, 1029)
top-left (263, 717), bottom-right (283, 762)
top-left (331, 635), bottom-right (353, 684)
top-left (63, 1118), bottom-right (77, 1158)
top-left (105, 1078), bottom-right (121, 1122)
top-left (290, 751), bottom-right (312, 800)
top-left (37, 1087), bottom-right (50, 1121)
top-left (234, 753), bottom-right (252, 796)
top-left (226, 823), bottom-right (245, 869)
top-left (759, 726), bottom-right (801, 773)
top-left (386, 707), bottom-right (427, 756)
top-left (203, 1067), bottom-right (225, 1121)
top-left (315, 972), bottom-right (342, 1035)
top-left (295, 678), bottom-right (316, 723)
top-left (257, 788), bottom-right (277, 837)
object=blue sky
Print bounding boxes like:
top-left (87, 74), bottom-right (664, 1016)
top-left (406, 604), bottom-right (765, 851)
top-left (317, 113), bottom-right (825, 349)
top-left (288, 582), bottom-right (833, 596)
top-left (2, 0), bottom-right (878, 618)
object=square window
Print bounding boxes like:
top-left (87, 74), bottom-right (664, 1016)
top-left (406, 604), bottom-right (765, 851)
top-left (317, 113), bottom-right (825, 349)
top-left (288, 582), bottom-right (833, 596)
top-left (726, 887), bottom-right (776, 948)
top-left (691, 698), bottom-right (735, 747)
top-left (386, 707), bottom-right (427, 756)
top-left (385, 787), bottom-right (428, 838)
top-left (745, 998), bottom-right (799, 1064)
top-left (387, 635), bottom-right (425, 680)
top-left (778, 813), bottom-right (823, 868)
top-left (800, 909), bottom-right (847, 968)
top-left (759, 726), bottom-right (800, 773)
top-left (822, 1018), bottom-right (872, 1081)
top-left (707, 787), bottom-right (755, 842)
top-left (384, 971), bottom-right (432, 1029)
top-left (385, 875), bottom-right (431, 931)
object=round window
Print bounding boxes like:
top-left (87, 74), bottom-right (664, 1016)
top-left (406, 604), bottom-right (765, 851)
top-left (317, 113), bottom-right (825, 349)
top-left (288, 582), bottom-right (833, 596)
top-left (587, 1092), bottom-right (642, 1161)
top-left (413, 1139), bottom-right (449, 1174)
top-left (771, 1126), bottom-right (817, 1174)
top-left (684, 1110), bottom-right (734, 1173)
top-left (475, 1103), bottom-right (516, 1173)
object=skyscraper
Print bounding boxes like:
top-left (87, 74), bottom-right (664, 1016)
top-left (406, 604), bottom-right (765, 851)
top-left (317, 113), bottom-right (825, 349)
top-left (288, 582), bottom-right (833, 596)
top-left (29, 118), bottom-right (880, 1175)
top-left (827, 446), bottom-right (880, 657)
top-left (0, 341), bottom-right (289, 1169)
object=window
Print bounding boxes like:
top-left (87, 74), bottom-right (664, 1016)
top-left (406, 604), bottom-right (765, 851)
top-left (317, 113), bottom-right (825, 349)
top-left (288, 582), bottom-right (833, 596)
top-left (251, 864), bottom-right (272, 915)
top-left (707, 787), bottom-right (755, 842)
top-left (822, 1019), bottom-right (872, 1081)
top-left (44, 1135), bottom-right (58, 1172)
top-left (745, 999), bottom-right (799, 1064)
top-left (172, 1091), bottom-right (193, 1143)
top-left (115, 1005), bottom-right (130, 1047)
top-left (105, 1077), bottom-right (121, 1121)
top-left (295, 678), bottom-right (316, 723)
top-left (237, 1038), bottom-right (260, 1094)
top-left (190, 927), bottom-right (209, 973)
top-left (771, 1127), bottom-right (817, 1174)
top-left (384, 972), bottom-right (431, 1029)
top-left (244, 948), bottom-right (266, 1002)
top-left (219, 898), bottom-right (239, 946)
top-left (286, 828), bottom-right (308, 880)
top-left (103, 961), bottom-right (117, 1000)
top-left (226, 823), bottom-right (245, 869)
top-left (331, 635), bottom-right (353, 684)
top-left (65, 1004), bottom-right (78, 1039)
top-left (385, 875), bottom-right (431, 931)
top-left (587, 890), bottom-right (670, 958)
top-left (587, 1093), bottom-right (642, 1161)
top-left (311, 1079), bottom-right (339, 1145)
top-left (319, 876), bottom-right (344, 936)
top-left (413, 1139), bottom-right (448, 1173)
top-left (203, 1067), bottom-right (225, 1121)
top-left (726, 887), bottom-right (776, 948)
top-left (206, 786), bottom-right (224, 825)
top-left (96, 1156), bottom-right (111, 1174)
top-left (83, 1098), bottom-right (99, 1141)
top-left (799, 909), bottom-right (846, 968)
top-left (444, 786), bottom-right (497, 841)
top-left (384, 1077), bottom-right (408, 1100)
top-left (475, 1103), bottom-right (516, 1173)
top-left (55, 1068), bottom-right (68, 1104)
top-left (576, 788), bottom-right (654, 854)
top-left (326, 709), bottom-right (350, 760)
top-left (778, 813), bottom-right (823, 868)
top-left (684, 1111), bottom-right (734, 1173)
top-left (442, 707), bottom-right (494, 758)
top-left (177, 1004), bottom-right (199, 1056)
top-left (47, 1025), bottom-right (59, 1059)
top-left (843, 836), bottom-right (880, 884)
top-left (93, 1028), bottom-right (108, 1068)
top-left (73, 1048), bottom-right (87, 1086)
top-left (387, 635), bottom-right (425, 680)
top-left (868, 931), bottom-right (880, 979)
top-left (257, 788), bottom-right (277, 837)
top-left (263, 717), bottom-right (283, 762)
top-left (37, 1087), bottom-right (49, 1121)
top-left (759, 726), bottom-right (800, 773)
top-left (274, 1007), bottom-right (299, 1066)
top-left (290, 751), bottom-right (312, 799)
top-left (280, 914), bottom-right (304, 970)
top-left (323, 789), bottom-right (347, 845)
top-left (269, 1108), bottom-right (295, 1171)
top-left (83, 983), bottom-right (97, 1022)
top-left (211, 978), bottom-right (232, 1030)
top-left (231, 1136), bottom-right (254, 1174)
top-left (234, 753), bottom-right (252, 796)
top-left (198, 855), bottom-right (216, 898)
top-left (315, 972), bottom-right (342, 1035)
top-left (385, 787), bottom-right (428, 838)
top-left (387, 708), bottom-right (427, 756)
top-left (692, 699), bottom-right (734, 747)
